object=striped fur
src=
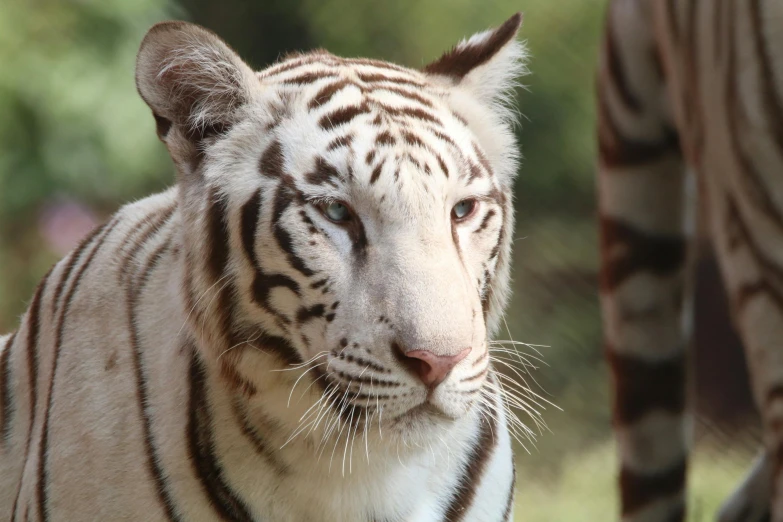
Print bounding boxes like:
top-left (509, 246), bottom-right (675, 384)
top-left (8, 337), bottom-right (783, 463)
top-left (1, 15), bottom-right (528, 521)
top-left (598, 0), bottom-right (783, 520)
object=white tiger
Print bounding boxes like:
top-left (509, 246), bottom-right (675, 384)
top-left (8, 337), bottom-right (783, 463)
top-left (0, 14), bottom-right (528, 522)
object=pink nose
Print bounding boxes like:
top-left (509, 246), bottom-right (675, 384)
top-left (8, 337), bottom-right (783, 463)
top-left (398, 347), bottom-right (471, 387)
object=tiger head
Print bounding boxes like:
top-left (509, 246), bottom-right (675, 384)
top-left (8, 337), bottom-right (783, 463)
top-left (135, 15), bottom-right (525, 440)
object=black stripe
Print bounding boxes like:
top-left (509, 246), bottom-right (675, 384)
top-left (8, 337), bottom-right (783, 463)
top-left (319, 102), bottom-right (371, 130)
top-left (441, 402), bottom-right (498, 522)
top-left (501, 462), bottom-right (516, 521)
top-left (230, 399), bottom-right (288, 476)
top-left (240, 189), bottom-right (301, 329)
top-left (38, 219), bottom-right (118, 521)
top-left (119, 205), bottom-right (177, 284)
top-left (327, 134), bottom-right (354, 151)
top-left (1, 331), bottom-right (17, 443)
top-left (248, 332), bottom-right (301, 367)
top-left (306, 156), bottom-right (341, 186)
top-left (599, 217), bottom-right (686, 291)
top-left (188, 349), bottom-right (254, 522)
top-left (607, 347), bottom-right (686, 425)
top-left (50, 230), bottom-right (92, 315)
top-left (750, 0), bottom-right (783, 152)
top-left (296, 304), bottom-right (326, 324)
top-left (723, 0), bottom-right (783, 237)
top-left (344, 58), bottom-right (409, 73)
top-left (259, 140), bottom-right (286, 179)
top-left (596, 88), bottom-right (680, 168)
top-left (369, 163), bottom-right (383, 185)
top-left (375, 103), bottom-right (440, 126)
top-left (726, 198), bottom-right (783, 311)
top-left (620, 460), bottom-right (686, 518)
top-left (281, 70), bottom-right (338, 85)
top-left (371, 85), bottom-right (434, 109)
top-left (474, 209), bottom-right (497, 234)
top-left (308, 79), bottom-right (355, 110)
top-left (481, 202), bottom-right (507, 319)
top-left (10, 266), bottom-right (52, 522)
top-left (205, 188), bottom-right (235, 340)
top-left (356, 72), bottom-right (424, 88)
top-left (272, 187), bottom-right (316, 277)
top-left (126, 214), bottom-right (182, 521)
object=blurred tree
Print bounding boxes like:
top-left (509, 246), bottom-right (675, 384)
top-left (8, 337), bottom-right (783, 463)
top-left (0, 0), bottom-right (176, 328)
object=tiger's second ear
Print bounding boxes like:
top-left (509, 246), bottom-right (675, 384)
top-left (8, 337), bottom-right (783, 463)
top-left (423, 13), bottom-right (525, 107)
top-left (135, 21), bottom-right (257, 143)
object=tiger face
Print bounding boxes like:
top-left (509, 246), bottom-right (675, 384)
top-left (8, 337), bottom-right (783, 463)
top-left (136, 17), bottom-right (524, 441)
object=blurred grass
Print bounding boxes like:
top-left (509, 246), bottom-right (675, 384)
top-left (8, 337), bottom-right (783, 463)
top-left (513, 439), bottom-right (756, 522)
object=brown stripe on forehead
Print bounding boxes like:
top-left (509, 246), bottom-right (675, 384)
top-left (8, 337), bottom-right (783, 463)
top-left (472, 143), bottom-right (493, 176)
top-left (466, 161), bottom-right (483, 184)
top-left (435, 154), bottom-right (450, 178)
top-left (375, 130), bottom-right (396, 146)
top-left (280, 70), bottom-right (339, 85)
top-left (261, 53), bottom-right (336, 78)
top-left (259, 140), bottom-right (285, 178)
top-left (451, 111), bottom-right (469, 127)
top-left (369, 163), bottom-right (384, 185)
top-left (319, 102), bottom-right (372, 130)
top-left (376, 103), bottom-right (441, 125)
top-left (368, 85), bottom-right (434, 108)
top-left (357, 71), bottom-right (425, 88)
top-left (607, 348), bottom-right (686, 425)
top-left (308, 79), bottom-right (357, 110)
top-left (327, 134), bottom-right (354, 151)
top-left (402, 131), bottom-right (424, 147)
top-left (306, 156), bottom-right (342, 186)
top-left (428, 127), bottom-right (460, 150)
top-left (404, 153), bottom-right (422, 171)
top-left (344, 57), bottom-right (410, 73)
top-left (600, 217), bottom-right (686, 291)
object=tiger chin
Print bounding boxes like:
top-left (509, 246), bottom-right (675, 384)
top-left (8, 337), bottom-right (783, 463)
top-left (1, 13), bottom-right (528, 522)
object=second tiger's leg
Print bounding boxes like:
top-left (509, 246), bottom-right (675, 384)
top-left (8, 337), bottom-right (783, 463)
top-left (597, 1), bottom-right (695, 520)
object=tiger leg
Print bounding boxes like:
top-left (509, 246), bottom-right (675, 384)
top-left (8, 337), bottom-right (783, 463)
top-left (717, 450), bottom-right (772, 522)
top-left (709, 173), bottom-right (783, 522)
top-left (597, 2), bottom-right (694, 521)
top-left (706, 0), bottom-right (783, 516)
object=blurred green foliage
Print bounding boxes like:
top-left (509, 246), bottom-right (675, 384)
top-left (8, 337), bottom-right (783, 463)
top-left (0, 0), bottom-right (755, 520)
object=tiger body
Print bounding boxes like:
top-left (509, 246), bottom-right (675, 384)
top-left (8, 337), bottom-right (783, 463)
top-left (598, 0), bottom-right (783, 520)
top-left (0, 15), bottom-right (526, 522)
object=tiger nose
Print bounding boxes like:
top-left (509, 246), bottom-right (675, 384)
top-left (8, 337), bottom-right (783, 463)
top-left (395, 345), bottom-right (471, 387)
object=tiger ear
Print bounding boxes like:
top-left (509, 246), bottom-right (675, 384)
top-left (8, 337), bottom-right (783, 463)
top-left (423, 13), bottom-right (525, 106)
top-left (135, 21), bottom-right (257, 144)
